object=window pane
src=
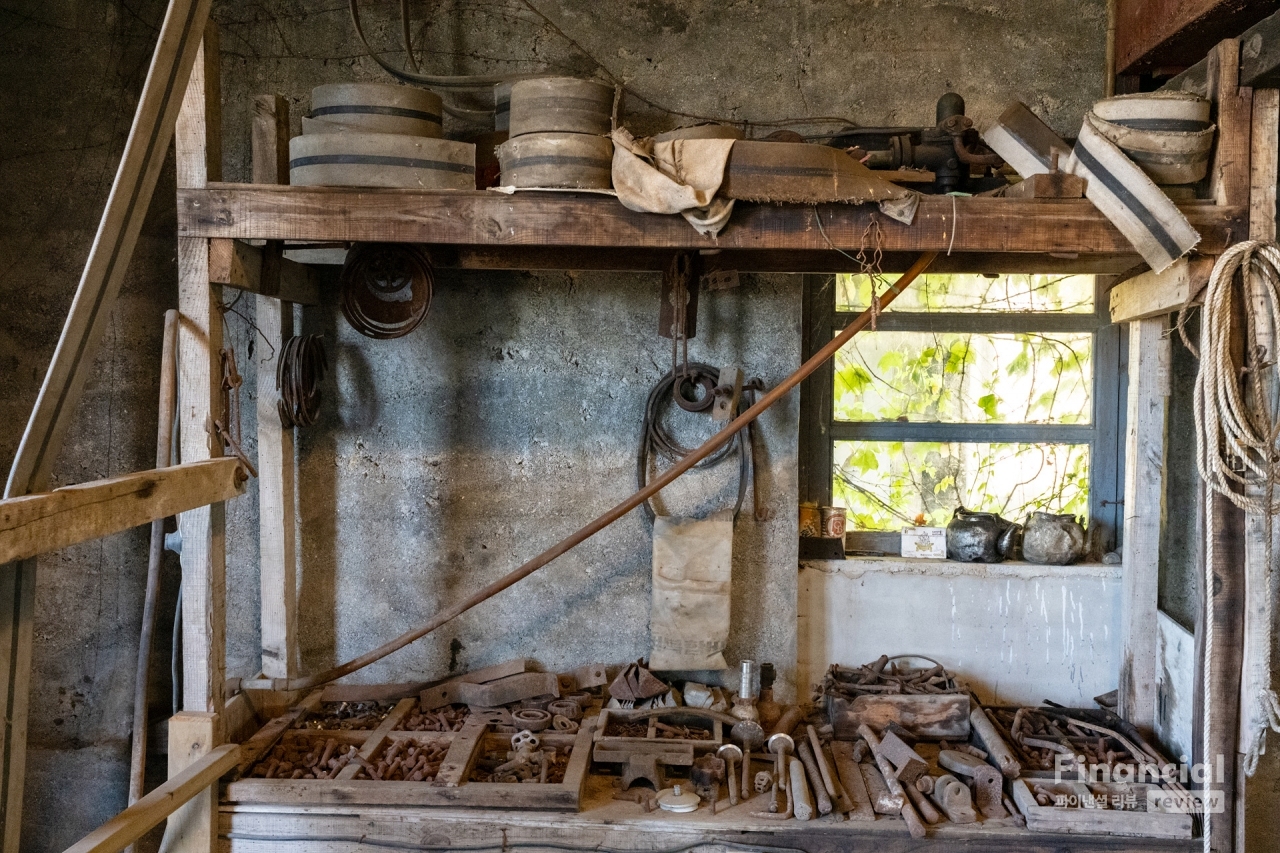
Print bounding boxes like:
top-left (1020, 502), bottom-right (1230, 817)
top-left (834, 331), bottom-right (1092, 425)
top-left (833, 440), bottom-right (1090, 530)
top-left (836, 272), bottom-right (1095, 313)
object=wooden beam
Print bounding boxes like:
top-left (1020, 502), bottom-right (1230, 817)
top-left (207, 239), bottom-right (319, 306)
top-left (177, 186), bottom-right (1244, 259)
top-left (1116, 0), bottom-right (1277, 74)
top-left (0, 459), bottom-right (243, 566)
top-left (1109, 257), bottom-right (1214, 322)
top-left (1240, 9), bottom-right (1280, 88)
top-left (252, 94), bottom-right (300, 681)
top-left (0, 1), bottom-right (215, 848)
top-left (63, 744), bottom-right (237, 853)
top-left (166, 26), bottom-right (224, 853)
top-left (1120, 317), bottom-right (1171, 735)
top-left (1208, 39), bottom-right (1254, 210)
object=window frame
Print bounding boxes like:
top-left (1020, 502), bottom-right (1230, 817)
top-left (799, 272), bottom-right (1127, 554)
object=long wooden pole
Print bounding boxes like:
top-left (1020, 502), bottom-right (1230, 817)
top-left (279, 252), bottom-right (938, 692)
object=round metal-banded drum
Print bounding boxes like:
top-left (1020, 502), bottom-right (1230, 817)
top-left (508, 77), bottom-right (613, 137)
top-left (309, 82), bottom-right (443, 137)
top-left (653, 123), bottom-right (744, 142)
top-left (497, 132), bottom-right (613, 189)
top-left (1090, 91), bottom-right (1214, 185)
top-left (289, 132), bottom-right (475, 189)
top-left (340, 244), bottom-right (434, 339)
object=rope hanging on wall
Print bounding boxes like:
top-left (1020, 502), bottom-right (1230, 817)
top-left (1192, 241), bottom-right (1280, 802)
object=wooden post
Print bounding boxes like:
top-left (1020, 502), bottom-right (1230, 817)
top-left (162, 25), bottom-right (224, 853)
top-left (1239, 86), bottom-right (1280, 853)
top-left (1119, 317), bottom-right (1169, 735)
top-left (251, 95), bottom-right (300, 680)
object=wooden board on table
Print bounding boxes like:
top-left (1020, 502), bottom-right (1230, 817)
top-left (1010, 779), bottom-right (1192, 839)
top-left (1108, 258), bottom-right (1213, 323)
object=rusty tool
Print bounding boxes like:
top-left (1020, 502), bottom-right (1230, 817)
top-left (717, 743), bottom-right (742, 806)
top-left (691, 754), bottom-right (726, 813)
top-left (273, 252), bottom-right (938, 692)
top-left (790, 756), bottom-right (815, 821)
top-left (795, 739), bottom-right (832, 816)
top-left (905, 780), bottom-right (943, 824)
top-left (857, 724), bottom-right (906, 812)
top-left (939, 748), bottom-right (1009, 818)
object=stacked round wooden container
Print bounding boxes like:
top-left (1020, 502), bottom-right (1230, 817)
top-left (289, 83), bottom-right (476, 189)
top-left (495, 77), bottom-right (614, 189)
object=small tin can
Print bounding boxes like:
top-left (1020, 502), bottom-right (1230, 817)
top-left (820, 506), bottom-right (847, 538)
top-left (799, 504), bottom-right (822, 537)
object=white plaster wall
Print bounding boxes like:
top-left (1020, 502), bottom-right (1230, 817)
top-left (798, 558), bottom-right (1121, 707)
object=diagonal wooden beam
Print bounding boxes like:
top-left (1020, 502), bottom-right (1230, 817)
top-left (0, 459), bottom-right (245, 567)
top-left (0, 2), bottom-right (214, 849)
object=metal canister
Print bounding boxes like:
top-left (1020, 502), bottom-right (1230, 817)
top-left (820, 506), bottom-right (847, 538)
top-left (798, 504), bottom-right (822, 537)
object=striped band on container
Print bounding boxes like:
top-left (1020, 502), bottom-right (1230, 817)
top-left (499, 154), bottom-right (611, 170)
top-left (310, 104), bottom-right (442, 125)
top-left (290, 154), bottom-right (475, 174)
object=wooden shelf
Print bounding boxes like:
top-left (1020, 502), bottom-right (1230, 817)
top-left (178, 184), bottom-right (1244, 274)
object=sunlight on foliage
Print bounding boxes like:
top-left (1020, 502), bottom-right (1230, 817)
top-left (831, 274), bottom-right (1095, 531)
top-left (834, 441), bottom-right (1090, 529)
top-left (834, 332), bottom-right (1093, 425)
top-left (836, 272), bottom-right (1095, 313)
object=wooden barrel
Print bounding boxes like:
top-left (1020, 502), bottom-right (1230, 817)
top-left (508, 77), bottom-right (613, 137)
top-left (290, 132), bottom-right (475, 189)
top-left (309, 82), bottom-right (443, 137)
top-left (654, 123), bottom-right (744, 142)
top-left (497, 132), bottom-right (613, 189)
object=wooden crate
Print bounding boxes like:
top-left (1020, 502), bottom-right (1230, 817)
top-left (225, 688), bottom-right (595, 810)
top-left (591, 707), bottom-right (723, 752)
top-left (1010, 779), bottom-right (1193, 839)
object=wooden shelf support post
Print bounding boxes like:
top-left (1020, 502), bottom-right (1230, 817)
top-left (162, 24), bottom-right (225, 853)
top-left (252, 94), bottom-right (300, 681)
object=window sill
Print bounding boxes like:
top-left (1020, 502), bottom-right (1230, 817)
top-left (800, 555), bottom-right (1120, 581)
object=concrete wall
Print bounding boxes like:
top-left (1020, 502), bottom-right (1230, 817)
top-left (1, 1), bottom-right (1109, 850)
top-left (799, 558), bottom-right (1122, 706)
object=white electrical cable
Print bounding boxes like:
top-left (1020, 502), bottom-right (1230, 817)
top-left (1193, 242), bottom-right (1280, 853)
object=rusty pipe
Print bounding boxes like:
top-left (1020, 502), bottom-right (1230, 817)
top-left (278, 252), bottom-right (939, 692)
top-left (126, 308), bottom-right (179, 841)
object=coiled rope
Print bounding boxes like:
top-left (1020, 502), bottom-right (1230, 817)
top-left (1192, 242), bottom-right (1280, 826)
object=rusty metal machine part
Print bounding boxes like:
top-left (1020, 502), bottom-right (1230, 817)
top-left (691, 754), bottom-right (725, 813)
top-left (340, 242), bottom-right (434, 339)
top-left (828, 93), bottom-right (1005, 194)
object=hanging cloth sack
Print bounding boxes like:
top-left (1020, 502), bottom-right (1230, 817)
top-left (649, 509), bottom-right (734, 671)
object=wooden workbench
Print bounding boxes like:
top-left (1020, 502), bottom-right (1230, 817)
top-left (219, 773), bottom-right (1199, 852)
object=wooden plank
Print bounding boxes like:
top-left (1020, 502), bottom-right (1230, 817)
top-left (1109, 257), bottom-right (1214, 323)
top-left (252, 94), bottom-right (300, 682)
top-left (62, 743), bottom-right (237, 853)
top-left (1207, 39), bottom-right (1253, 209)
top-left (223, 777), bottom-right (578, 810)
top-left (334, 698), bottom-right (416, 781)
top-left (829, 694), bottom-right (970, 740)
top-left (1119, 317), bottom-right (1171, 734)
top-left (159, 712), bottom-right (222, 853)
top-left (435, 719), bottom-right (487, 788)
top-left (1116, 0), bottom-right (1277, 74)
top-left (417, 658), bottom-right (534, 709)
top-left (0, 459), bottom-right (243, 565)
top-left (1239, 86), bottom-right (1279, 853)
top-left (0, 3), bottom-right (215, 848)
top-left (1241, 9), bottom-right (1280, 88)
top-left (176, 185), bottom-right (1243, 258)
top-left (207, 239), bottom-right (320, 306)
top-left (233, 690), bottom-right (323, 778)
top-left (166, 27), bottom-right (223, 853)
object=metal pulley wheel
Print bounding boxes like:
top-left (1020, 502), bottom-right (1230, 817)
top-left (340, 243), bottom-right (434, 339)
top-left (656, 784), bottom-right (700, 813)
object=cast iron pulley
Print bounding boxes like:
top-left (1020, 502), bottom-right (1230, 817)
top-left (340, 242), bottom-right (434, 339)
